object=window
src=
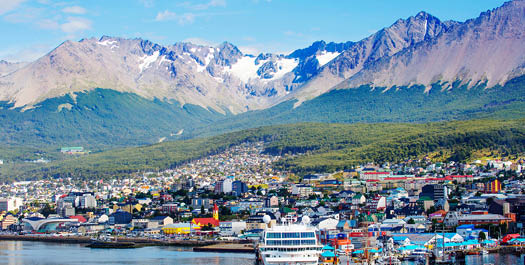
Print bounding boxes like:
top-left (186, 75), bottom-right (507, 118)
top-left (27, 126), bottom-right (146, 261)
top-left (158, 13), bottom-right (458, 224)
top-left (301, 240), bottom-right (315, 245)
top-left (267, 240), bottom-right (282, 246)
top-left (267, 232), bottom-right (281, 239)
top-left (301, 232), bottom-right (315, 238)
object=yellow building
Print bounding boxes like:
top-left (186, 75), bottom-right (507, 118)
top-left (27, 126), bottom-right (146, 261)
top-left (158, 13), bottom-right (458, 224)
top-left (162, 223), bottom-right (199, 235)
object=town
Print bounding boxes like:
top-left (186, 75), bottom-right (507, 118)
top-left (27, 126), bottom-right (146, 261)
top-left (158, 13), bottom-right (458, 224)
top-left (0, 142), bottom-right (524, 263)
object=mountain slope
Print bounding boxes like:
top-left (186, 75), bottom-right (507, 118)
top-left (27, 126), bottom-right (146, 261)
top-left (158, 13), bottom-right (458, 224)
top-left (288, 11), bottom-right (453, 104)
top-left (0, 1), bottom-right (523, 149)
top-left (0, 88), bottom-right (226, 148)
top-left (178, 75), bottom-right (525, 139)
top-left (340, 0), bottom-right (525, 91)
top-left (0, 60), bottom-right (26, 77)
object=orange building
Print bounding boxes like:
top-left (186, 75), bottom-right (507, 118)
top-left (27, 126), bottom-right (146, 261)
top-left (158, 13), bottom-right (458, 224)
top-left (485, 179), bottom-right (502, 193)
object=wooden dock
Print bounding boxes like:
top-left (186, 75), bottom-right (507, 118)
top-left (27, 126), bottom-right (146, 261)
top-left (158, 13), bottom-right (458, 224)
top-left (193, 243), bottom-right (255, 253)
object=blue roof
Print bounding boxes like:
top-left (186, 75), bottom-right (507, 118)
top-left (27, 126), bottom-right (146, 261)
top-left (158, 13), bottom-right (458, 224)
top-left (151, 216), bottom-right (169, 221)
top-left (353, 250), bottom-right (364, 254)
top-left (25, 217), bottom-right (44, 221)
top-left (444, 233), bottom-right (459, 239)
top-left (399, 245), bottom-right (426, 250)
top-left (460, 240), bottom-right (481, 246)
top-left (456, 224), bottom-right (475, 229)
top-left (393, 236), bottom-right (409, 241)
top-left (322, 245), bottom-right (335, 251)
top-left (321, 251), bottom-right (336, 257)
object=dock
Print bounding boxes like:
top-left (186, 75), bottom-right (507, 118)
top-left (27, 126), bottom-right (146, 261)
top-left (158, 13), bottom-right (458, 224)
top-left (193, 243), bottom-right (255, 253)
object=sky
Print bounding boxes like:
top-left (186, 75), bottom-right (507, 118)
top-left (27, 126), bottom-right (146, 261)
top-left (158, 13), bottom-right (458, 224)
top-left (0, 0), bottom-right (508, 62)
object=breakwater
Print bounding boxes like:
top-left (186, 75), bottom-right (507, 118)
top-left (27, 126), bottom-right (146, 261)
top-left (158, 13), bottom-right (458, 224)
top-left (0, 234), bottom-right (252, 249)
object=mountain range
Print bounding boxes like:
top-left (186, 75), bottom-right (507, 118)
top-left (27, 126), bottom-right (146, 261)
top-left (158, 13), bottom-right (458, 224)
top-left (0, 0), bottom-right (524, 149)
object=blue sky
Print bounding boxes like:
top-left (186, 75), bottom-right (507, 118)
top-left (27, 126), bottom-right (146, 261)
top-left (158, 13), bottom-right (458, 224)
top-left (0, 0), bottom-right (507, 62)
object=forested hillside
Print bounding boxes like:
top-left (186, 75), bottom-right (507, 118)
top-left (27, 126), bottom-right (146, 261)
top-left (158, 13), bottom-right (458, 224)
top-left (179, 76), bottom-right (525, 140)
top-left (3, 119), bottom-right (523, 181)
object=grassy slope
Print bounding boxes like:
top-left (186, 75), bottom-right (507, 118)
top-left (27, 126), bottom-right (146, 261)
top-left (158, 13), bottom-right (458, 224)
top-left (5, 119), bottom-right (523, 180)
top-left (0, 88), bottom-right (227, 150)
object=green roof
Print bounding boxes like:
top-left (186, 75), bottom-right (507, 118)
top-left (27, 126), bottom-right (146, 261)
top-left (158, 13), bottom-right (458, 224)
top-left (61, 147), bottom-right (84, 152)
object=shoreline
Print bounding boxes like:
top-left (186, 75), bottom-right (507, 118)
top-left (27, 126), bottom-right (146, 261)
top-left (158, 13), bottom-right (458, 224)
top-left (0, 235), bottom-right (253, 252)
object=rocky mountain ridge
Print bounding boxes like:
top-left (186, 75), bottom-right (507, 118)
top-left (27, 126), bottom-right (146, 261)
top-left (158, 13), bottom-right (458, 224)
top-left (0, 0), bottom-right (523, 114)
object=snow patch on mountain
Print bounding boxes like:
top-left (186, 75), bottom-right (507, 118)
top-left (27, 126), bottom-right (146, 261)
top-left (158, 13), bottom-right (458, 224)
top-left (316, 51), bottom-right (340, 66)
top-left (197, 51), bottom-right (215, 72)
top-left (139, 51), bottom-right (160, 72)
top-left (97, 40), bottom-right (117, 46)
top-left (225, 56), bottom-right (261, 83)
top-left (266, 58), bottom-right (298, 81)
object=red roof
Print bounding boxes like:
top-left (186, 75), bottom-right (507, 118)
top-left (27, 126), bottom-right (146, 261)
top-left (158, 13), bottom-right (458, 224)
top-left (447, 175), bottom-right (473, 178)
top-left (192, 218), bottom-right (220, 227)
top-left (502, 234), bottom-right (521, 244)
top-left (384, 177), bottom-right (408, 180)
top-left (69, 216), bottom-right (87, 223)
top-left (366, 179), bottom-right (380, 182)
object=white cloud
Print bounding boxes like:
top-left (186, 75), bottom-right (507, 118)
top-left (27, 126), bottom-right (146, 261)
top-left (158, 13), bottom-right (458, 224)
top-left (155, 10), bottom-right (177, 21)
top-left (238, 46), bottom-right (260, 56)
top-left (155, 10), bottom-right (195, 25)
top-left (37, 18), bottom-right (59, 30)
top-left (178, 13), bottom-right (195, 24)
top-left (60, 17), bottom-right (92, 33)
top-left (192, 0), bottom-right (226, 10)
top-left (139, 0), bottom-right (154, 8)
top-left (3, 8), bottom-right (39, 23)
top-left (62, 6), bottom-right (87, 15)
top-left (0, 43), bottom-right (55, 62)
top-left (183, 37), bottom-right (217, 46)
top-left (0, 0), bottom-right (26, 15)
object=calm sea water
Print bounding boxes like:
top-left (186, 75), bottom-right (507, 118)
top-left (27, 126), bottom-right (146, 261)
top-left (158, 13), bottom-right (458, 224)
top-left (0, 240), bottom-right (523, 265)
top-left (0, 240), bottom-right (255, 265)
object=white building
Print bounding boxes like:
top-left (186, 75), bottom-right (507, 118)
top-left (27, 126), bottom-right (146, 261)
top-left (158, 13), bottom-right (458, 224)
top-left (0, 197), bottom-right (23, 212)
top-left (222, 178), bottom-right (233, 193)
top-left (219, 221), bottom-right (246, 236)
top-left (291, 185), bottom-right (313, 198)
top-left (312, 217), bottom-right (339, 230)
top-left (80, 194), bottom-right (97, 208)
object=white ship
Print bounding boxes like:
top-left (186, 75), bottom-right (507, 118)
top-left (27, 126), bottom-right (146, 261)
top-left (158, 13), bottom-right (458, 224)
top-left (257, 216), bottom-right (323, 265)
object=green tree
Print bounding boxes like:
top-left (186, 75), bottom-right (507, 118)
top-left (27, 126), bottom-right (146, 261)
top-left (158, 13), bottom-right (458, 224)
top-left (478, 231), bottom-right (486, 241)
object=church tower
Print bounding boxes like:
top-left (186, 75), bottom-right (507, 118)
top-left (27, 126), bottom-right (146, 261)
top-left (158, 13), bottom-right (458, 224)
top-left (213, 203), bottom-right (219, 221)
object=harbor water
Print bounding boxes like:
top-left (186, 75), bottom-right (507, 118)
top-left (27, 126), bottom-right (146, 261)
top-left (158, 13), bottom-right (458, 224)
top-left (0, 240), bottom-right (255, 265)
top-left (0, 240), bottom-right (523, 265)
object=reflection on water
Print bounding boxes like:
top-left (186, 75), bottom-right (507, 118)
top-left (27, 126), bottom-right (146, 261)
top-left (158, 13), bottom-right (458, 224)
top-left (465, 252), bottom-right (524, 264)
top-left (0, 240), bottom-right (255, 265)
top-left (0, 240), bottom-right (523, 265)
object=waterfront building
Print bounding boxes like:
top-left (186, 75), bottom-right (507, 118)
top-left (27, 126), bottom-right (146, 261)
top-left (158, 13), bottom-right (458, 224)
top-left (0, 197), bottom-right (23, 212)
top-left (219, 221), bottom-right (247, 236)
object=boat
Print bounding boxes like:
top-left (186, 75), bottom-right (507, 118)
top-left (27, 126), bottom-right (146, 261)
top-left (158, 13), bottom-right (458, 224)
top-left (404, 250), bottom-right (429, 261)
top-left (376, 255), bottom-right (402, 265)
top-left (257, 216), bottom-right (323, 265)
